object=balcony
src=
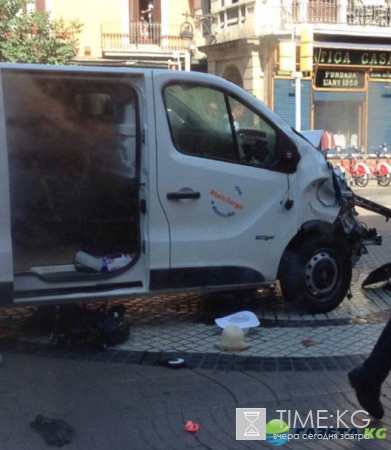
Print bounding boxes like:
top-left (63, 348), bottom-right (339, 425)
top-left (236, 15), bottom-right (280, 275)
top-left (208, 0), bottom-right (391, 43)
top-left (283, 0), bottom-right (391, 27)
top-left (101, 2), bottom-right (391, 57)
top-left (101, 22), bottom-right (189, 58)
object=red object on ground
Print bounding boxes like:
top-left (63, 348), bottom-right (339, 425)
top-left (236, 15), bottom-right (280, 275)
top-left (184, 421), bottom-right (199, 433)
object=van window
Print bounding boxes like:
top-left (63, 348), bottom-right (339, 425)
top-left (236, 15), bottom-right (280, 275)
top-left (164, 84), bottom-right (277, 167)
top-left (3, 72), bottom-right (140, 270)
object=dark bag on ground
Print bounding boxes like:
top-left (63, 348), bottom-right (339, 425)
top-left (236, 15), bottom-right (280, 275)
top-left (31, 415), bottom-right (74, 447)
top-left (26, 303), bottom-right (130, 349)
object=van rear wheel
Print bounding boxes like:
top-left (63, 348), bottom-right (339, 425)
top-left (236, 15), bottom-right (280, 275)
top-left (279, 235), bottom-right (352, 314)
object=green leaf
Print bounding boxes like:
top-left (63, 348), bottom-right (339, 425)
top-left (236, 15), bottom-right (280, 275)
top-left (0, 0), bottom-right (83, 64)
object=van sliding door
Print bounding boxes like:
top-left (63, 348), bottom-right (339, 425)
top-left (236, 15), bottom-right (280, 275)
top-left (2, 67), bottom-right (146, 303)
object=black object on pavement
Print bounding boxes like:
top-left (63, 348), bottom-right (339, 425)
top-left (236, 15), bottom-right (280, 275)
top-left (158, 357), bottom-right (186, 369)
top-left (30, 415), bottom-right (74, 447)
top-left (362, 262), bottom-right (391, 287)
top-left (25, 303), bottom-right (130, 349)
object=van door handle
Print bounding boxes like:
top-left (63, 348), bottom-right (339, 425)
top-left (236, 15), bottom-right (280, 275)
top-left (167, 191), bottom-right (201, 200)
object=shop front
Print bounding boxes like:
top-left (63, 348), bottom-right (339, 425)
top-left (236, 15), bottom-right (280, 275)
top-left (273, 43), bottom-right (391, 152)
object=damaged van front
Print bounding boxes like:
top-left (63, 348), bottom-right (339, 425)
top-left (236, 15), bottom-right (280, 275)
top-left (276, 129), bottom-right (368, 313)
top-left (152, 70), bottom-right (368, 314)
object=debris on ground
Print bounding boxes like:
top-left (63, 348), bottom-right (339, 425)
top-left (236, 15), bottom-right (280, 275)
top-left (184, 421), bottom-right (199, 433)
top-left (301, 339), bottom-right (321, 347)
top-left (24, 303), bottom-right (130, 350)
top-left (215, 325), bottom-right (249, 352)
top-left (362, 263), bottom-right (391, 288)
top-left (158, 358), bottom-right (186, 369)
top-left (30, 415), bottom-right (74, 447)
top-left (215, 310), bottom-right (260, 330)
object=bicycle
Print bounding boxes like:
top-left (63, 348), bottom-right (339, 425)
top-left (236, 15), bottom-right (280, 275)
top-left (333, 148), bottom-right (370, 187)
top-left (363, 144), bottom-right (391, 187)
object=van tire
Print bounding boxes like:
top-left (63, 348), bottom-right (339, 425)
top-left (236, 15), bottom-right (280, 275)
top-left (279, 235), bottom-right (352, 314)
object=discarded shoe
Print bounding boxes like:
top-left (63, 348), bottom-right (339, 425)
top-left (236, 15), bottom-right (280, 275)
top-left (31, 415), bottom-right (74, 447)
top-left (348, 367), bottom-right (384, 420)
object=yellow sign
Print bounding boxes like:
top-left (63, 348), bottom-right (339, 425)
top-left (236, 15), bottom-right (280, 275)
top-left (279, 41), bottom-right (296, 72)
top-left (300, 27), bottom-right (313, 72)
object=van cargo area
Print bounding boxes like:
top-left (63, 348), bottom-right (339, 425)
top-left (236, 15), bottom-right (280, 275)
top-left (4, 71), bottom-right (140, 272)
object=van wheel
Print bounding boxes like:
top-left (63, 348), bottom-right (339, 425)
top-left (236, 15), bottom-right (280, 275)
top-left (279, 235), bottom-right (352, 314)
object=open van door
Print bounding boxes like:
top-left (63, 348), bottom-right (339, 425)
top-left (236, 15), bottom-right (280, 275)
top-left (0, 77), bottom-right (14, 305)
top-left (1, 65), bottom-right (147, 304)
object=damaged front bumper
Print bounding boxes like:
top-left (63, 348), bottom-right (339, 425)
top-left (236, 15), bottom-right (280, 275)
top-left (333, 169), bottom-right (382, 264)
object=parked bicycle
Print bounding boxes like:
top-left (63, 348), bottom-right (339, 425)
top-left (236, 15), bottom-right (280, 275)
top-left (331, 149), bottom-right (369, 187)
top-left (362, 144), bottom-right (391, 187)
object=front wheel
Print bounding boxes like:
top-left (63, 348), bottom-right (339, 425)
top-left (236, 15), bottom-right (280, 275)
top-left (279, 235), bottom-right (352, 314)
top-left (378, 173), bottom-right (391, 187)
top-left (355, 173), bottom-right (369, 187)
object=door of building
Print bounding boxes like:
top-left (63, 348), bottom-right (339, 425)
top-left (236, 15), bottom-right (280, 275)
top-left (313, 91), bottom-right (365, 150)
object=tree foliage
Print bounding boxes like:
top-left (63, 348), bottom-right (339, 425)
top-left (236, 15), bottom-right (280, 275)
top-left (0, 0), bottom-right (83, 64)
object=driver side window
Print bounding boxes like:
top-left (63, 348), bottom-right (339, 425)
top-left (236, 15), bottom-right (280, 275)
top-left (164, 85), bottom-right (236, 161)
top-left (228, 97), bottom-right (277, 167)
top-left (164, 84), bottom-right (277, 168)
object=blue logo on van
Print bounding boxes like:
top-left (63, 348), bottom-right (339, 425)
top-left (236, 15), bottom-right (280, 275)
top-left (211, 201), bottom-right (235, 218)
top-left (210, 188), bottom-right (243, 218)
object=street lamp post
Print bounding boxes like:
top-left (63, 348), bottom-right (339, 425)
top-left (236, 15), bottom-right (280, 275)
top-left (180, 16), bottom-right (194, 71)
top-left (295, 71), bottom-right (303, 131)
top-left (278, 28), bottom-right (313, 132)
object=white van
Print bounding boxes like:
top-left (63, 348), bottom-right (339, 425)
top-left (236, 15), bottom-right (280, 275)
top-left (0, 63), bottom-right (369, 313)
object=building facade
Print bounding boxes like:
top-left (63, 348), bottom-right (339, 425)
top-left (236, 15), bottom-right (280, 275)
top-left (33, 0), bottom-right (391, 149)
top-left (34, 0), bottom-right (202, 69)
top-left (194, 0), bottom-right (391, 150)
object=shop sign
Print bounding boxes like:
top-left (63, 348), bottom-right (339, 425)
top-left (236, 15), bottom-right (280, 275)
top-left (370, 71), bottom-right (391, 80)
top-left (315, 49), bottom-right (391, 67)
top-left (314, 70), bottom-right (365, 89)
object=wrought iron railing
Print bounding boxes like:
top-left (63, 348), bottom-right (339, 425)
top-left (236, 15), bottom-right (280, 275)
top-left (346, 5), bottom-right (391, 26)
top-left (288, 1), bottom-right (391, 26)
top-left (101, 22), bottom-right (187, 53)
top-left (102, 3), bottom-right (391, 55)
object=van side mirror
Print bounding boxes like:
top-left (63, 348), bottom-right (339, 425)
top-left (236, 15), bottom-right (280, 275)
top-left (279, 148), bottom-right (300, 173)
top-left (278, 132), bottom-right (300, 174)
